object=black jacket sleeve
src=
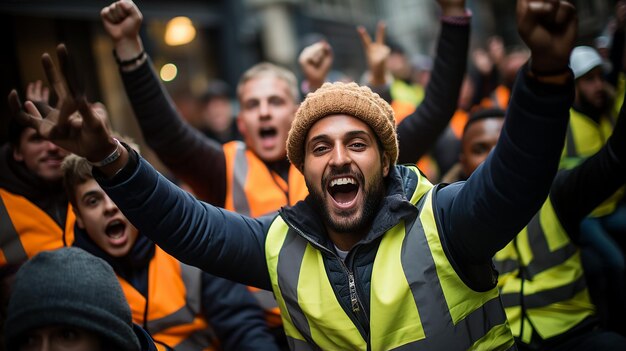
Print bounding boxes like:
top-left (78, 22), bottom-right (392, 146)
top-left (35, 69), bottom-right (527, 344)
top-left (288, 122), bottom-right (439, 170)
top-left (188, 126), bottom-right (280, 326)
top-left (201, 273), bottom-right (279, 350)
top-left (436, 65), bottom-right (574, 266)
top-left (397, 20), bottom-right (469, 164)
top-left (120, 60), bottom-right (227, 205)
top-left (550, 92), bottom-right (626, 240)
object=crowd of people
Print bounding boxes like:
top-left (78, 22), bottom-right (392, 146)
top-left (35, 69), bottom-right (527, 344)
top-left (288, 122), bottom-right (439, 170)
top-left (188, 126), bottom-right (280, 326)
top-left (1, 0), bottom-right (625, 350)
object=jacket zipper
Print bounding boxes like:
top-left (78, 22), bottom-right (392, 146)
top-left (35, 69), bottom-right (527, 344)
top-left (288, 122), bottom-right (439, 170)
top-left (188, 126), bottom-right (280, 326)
top-left (284, 218), bottom-right (369, 338)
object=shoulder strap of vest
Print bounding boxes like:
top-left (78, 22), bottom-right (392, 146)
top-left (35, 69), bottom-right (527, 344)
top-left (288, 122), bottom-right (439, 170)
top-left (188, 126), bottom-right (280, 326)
top-left (231, 142), bottom-right (251, 216)
top-left (403, 165), bottom-right (433, 206)
top-left (0, 191), bottom-right (28, 265)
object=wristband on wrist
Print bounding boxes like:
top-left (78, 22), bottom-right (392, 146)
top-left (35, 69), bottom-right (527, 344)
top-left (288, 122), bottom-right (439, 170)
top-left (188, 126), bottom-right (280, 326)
top-left (441, 9), bottom-right (472, 25)
top-left (88, 138), bottom-right (122, 167)
top-left (113, 49), bottom-right (146, 67)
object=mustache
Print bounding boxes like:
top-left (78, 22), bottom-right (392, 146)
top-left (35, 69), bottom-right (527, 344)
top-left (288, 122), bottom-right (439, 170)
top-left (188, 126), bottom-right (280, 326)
top-left (322, 165), bottom-right (364, 188)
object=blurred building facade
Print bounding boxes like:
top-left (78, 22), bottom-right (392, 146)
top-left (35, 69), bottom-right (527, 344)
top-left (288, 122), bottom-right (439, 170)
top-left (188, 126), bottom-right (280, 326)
top-left (0, 0), bottom-right (616, 150)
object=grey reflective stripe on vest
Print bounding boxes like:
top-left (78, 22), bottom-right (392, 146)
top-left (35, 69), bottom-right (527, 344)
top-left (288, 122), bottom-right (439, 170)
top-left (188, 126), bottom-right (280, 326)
top-left (396, 216), bottom-right (509, 350)
top-left (0, 195), bottom-right (27, 264)
top-left (277, 200), bottom-right (509, 349)
top-left (147, 264), bottom-right (213, 349)
top-left (491, 90), bottom-right (502, 109)
top-left (500, 274), bottom-right (587, 309)
top-left (565, 122), bottom-right (577, 158)
top-left (277, 229), bottom-right (315, 346)
top-left (232, 142), bottom-right (251, 216)
top-left (287, 336), bottom-right (319, 351)
top-left (496, 258), bottom-right (519, 275)
top-left (523, 213), bottom-right (577, 278)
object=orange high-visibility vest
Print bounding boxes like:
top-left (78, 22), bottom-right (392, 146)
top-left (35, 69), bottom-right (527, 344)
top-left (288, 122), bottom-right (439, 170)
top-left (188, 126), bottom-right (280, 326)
top-left (223, 141), bottom-right (308, 218)
top-left (119, 246), bottom-right (216, 351)
top-left (223, 141), bottom-right (308, 328)
top-left (0, 188), bottom-right (74, 266)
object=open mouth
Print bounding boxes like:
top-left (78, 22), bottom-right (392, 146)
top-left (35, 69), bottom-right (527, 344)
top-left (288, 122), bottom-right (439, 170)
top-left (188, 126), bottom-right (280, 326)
top-left (105, 219), bottom-right (127, 240)
top-left (327, 177), bottom-right (359, 205)
top-left (259, 127), bottom-right (277, 139)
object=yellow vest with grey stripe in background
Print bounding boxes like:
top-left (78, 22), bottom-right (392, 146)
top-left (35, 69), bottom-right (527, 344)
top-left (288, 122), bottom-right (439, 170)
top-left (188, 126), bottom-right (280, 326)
top-left (265, 166), bottom-right (515, 350)
top-left (494, 198), bottom-right (595, 345)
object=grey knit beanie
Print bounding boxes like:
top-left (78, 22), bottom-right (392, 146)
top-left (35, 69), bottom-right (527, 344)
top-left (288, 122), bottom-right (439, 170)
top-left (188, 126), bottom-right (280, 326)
top-left (4, 247), bottom-right (140, 351)
top-left (286, 81), bottom-right (397, 171)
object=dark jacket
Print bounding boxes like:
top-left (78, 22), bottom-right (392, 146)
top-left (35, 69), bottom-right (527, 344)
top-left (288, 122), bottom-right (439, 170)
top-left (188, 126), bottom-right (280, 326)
top-left (73, 228), bottom-right (279, 350)
top-left (95, 65), bottom-right (573, 342)
top-left (134, 324), bottom-right (160, 351)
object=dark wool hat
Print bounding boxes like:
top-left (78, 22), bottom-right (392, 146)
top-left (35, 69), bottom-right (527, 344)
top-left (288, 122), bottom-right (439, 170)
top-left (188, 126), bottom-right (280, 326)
top-left (4, 247), bottom-right (140, 351)
top-left (286, 81), bottom-right (397, 171)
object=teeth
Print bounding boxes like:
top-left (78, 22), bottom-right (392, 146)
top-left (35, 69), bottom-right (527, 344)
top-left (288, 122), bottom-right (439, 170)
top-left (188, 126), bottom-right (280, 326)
top-left (330, 177), bottom-right (356, 187)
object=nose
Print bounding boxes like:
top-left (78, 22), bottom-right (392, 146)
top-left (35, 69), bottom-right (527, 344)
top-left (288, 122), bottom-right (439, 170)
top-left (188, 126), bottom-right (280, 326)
top-left (329, 143), bottom-right (351, 168)
top-left (103, 196), bottom-right (119, 215)
top-left (259, 100), bottom-right (270, 120)
top-left (43, 140), bottom-right (60, 152)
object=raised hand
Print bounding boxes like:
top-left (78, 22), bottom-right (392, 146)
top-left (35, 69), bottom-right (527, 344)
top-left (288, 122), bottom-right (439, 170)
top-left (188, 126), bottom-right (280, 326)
top-left (299, 40), bottom-right (333, 92)
top-left (8, 44), bottom-right (118, 168)
top-left (517, 0), bottom-right (577, 75)
top-left (357, 21), bottom-right (389, 86)
top-left (25, 80), bottom-right (50, 105)
top-left (101, 0), bottom-right (144, 63)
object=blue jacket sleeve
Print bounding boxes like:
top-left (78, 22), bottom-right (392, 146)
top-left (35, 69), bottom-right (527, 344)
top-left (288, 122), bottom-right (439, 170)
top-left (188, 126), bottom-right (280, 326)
top-left (96, 155), bottom-right (275, 290)
top-left (120, 59), bottom-right (228, 205)
top-left (436, 65), bottom-right (574, 265)
top-left (201, 273), bottom-right (279, 350)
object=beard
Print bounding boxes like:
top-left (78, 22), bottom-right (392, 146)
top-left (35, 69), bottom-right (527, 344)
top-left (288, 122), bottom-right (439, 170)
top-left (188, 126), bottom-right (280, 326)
top-left (306, 166), bottom-right (386, 235)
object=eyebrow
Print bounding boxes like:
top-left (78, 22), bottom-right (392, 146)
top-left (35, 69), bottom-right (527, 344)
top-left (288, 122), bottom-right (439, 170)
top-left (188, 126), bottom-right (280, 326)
top-left (308, 130), bottom-right (371, 144)
top-left (80, 190), bottom-right (101, 201)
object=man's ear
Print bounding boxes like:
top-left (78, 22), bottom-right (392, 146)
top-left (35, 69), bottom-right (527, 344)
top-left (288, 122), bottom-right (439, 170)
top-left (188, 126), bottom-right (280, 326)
top-left (73, 206), bottom-right (85, 229)
top-left (12, 146), bottom-right (23, 162)
top-left (382, 153), bottom-right (390, 177)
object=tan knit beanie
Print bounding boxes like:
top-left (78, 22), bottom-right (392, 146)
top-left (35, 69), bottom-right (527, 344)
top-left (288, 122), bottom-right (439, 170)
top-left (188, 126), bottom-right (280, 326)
top-left (287, 81), bottom-right (397, 170)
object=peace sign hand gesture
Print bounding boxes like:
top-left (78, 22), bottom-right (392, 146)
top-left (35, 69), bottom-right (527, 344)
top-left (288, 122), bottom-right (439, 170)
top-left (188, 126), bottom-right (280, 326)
top-left (8, 44), bottom-right (124, 174)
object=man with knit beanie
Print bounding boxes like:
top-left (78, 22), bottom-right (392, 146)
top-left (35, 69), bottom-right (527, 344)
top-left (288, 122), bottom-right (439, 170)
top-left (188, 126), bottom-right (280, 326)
top-left (4, 247), bottom-right (158, 351)
top-left (10, 0), bottom-right (577, 349)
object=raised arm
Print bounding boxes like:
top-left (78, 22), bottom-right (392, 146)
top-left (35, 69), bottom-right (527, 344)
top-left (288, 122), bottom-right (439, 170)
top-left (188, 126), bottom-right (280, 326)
top-left (299, 40), bottom-right (333, 93)
top-left (440, 0), bottom-right (578, 264)
top-left (550, 86), bottom-right (626, 238)
top-left (101, 0), bottom-right (228, 205)
top-left (396, 0), bottom-right (471, 164)
top-left (8, 44), bottom-right (272, 288)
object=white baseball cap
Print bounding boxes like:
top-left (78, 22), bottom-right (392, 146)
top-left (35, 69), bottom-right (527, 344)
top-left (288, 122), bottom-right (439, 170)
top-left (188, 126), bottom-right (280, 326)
top-left (570, 46), bottom-right (604, 79)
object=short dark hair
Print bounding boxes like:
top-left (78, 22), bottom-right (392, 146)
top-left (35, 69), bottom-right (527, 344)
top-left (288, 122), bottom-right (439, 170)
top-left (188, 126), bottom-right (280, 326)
top-left (463, 108), bottom-right (506, 137)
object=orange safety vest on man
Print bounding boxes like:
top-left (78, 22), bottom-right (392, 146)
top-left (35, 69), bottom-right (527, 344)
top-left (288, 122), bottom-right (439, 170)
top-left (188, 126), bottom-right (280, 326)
top-left (119, 246), bottom-right (217, 351)
top-left (0, 188), bottom-right (75, 266)
top-left (223, 141), bottom-right (308, 218)
top-left (222, 141), bottom-right (307, 329)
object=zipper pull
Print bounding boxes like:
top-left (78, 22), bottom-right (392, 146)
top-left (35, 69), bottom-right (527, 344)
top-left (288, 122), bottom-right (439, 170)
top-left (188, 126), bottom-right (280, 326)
top-left (348, 272), bottom-right (360, 312)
